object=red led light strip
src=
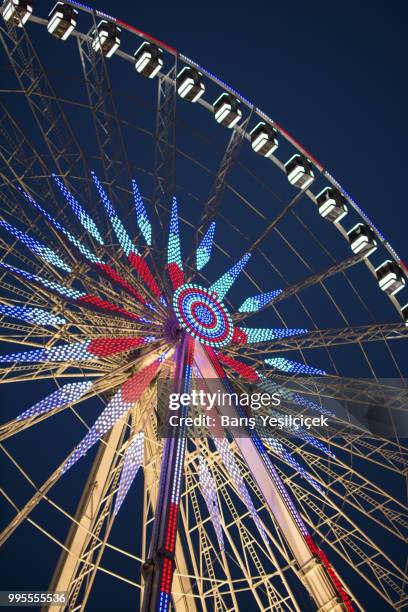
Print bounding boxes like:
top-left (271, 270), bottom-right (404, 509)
top-left (167, 262), bottom-right (185, 291)
top-left (128, 253), bottom-right (162, 298)
top-left (305, 535), bottom-right (354, 611)
top-left (217, 352), bottom-right (260, 382)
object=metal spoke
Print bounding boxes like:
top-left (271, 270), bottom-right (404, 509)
top-left (236, 251), bottom-right (367, 322)
top-left (190, 114), bottom-right (252, 267)
top-left (233, 322), bottom-right (408, 353)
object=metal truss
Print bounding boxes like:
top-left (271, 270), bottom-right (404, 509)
top-left (152, 63), bottom-right (177, 227)
top-left (149, 62), bottom-right (178, 293)
top-left (77, 17), bottom-right (132, 202)
top-left (280, 437), bottom-right (407, 541)
top-left (141, 334), bottom-right (194, 611)
top-left (190, 113), bottom-right (252, 268)
top-left (186, 442), bottom-right (303, 611)
top-left (236, 252), bottom-right (367, 322)
top-left (46, 416), bottom-right (128, 611)
top-left (0, 8), bottom-right (406, 612)
top-left (288, 475), bottom-right (407, 610)
top-left (0, 19), bottom-right (88, 185)
top-left (194, 340), bottom-right (349, 612)
top-left (238, 322), bottom-right (408, 354)
top-left (142, 411), bottom-right (198, 612)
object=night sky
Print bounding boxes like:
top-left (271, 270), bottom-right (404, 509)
top-left (0, 0), bottom-right (407, 610)
top-left (91, 0), bottom-right (407, 258)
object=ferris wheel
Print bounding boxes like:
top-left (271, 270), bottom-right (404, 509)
top-left (0, 2), bottom-right (407, 611)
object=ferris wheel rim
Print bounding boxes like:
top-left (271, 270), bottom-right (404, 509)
top-left (14, 1), bottom-right (406, 335)
top-left (23, 0), bottom-right (408, 267)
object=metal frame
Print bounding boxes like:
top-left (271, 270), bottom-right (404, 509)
top-left (0, 5), bottom-right (406, 612)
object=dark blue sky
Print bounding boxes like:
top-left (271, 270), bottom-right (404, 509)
top-left (0, 1), bottom-right (407, 610)
top-left (87, 0), bottom-right (408, 259)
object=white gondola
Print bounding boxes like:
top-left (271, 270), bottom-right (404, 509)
top-left (316, 187), bottom-right (348, 223)
top-left (2, 0), bottom-right (32, 26)
top-left (47, 2), bottom-right (77, 40)
top-left (347, 223), bottom-right (377, 256)
top-left (134, 41), bottom-right (163, 78)
top-left (91, 20), bottom-right (120, 58)
top-left (177, 67), bottom-right (205, 102)
top-left (213, 93), bottom-right (242, 128)
top-left (401, 303), bottom-right (408, 327)
top-left (376, 260), bottom-right (406, 296)
top-left (285, 154), bottom-right (314, 189)
top-left (250, 122), bottom-right (278, 157)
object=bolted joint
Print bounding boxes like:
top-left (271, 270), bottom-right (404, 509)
top-left (141, 558), bottom-right (155, 578)
top-left (142, 549), bottom-right (176, 579)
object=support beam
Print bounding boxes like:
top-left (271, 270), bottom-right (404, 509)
top-left (236, 252), bottom-right (366, 322)
top-left (0, 19), bottom-right (88, 183)
top-left (239, 322), bottom-right (408, 353)
top-left (142, 334), bottom-right (194, 612)
top-left (45, 418), bottom-right (127, 610)
top-left (143, 416), bottom-right (198, 612)
top-left (150, 62), bottom-right (178, 296)
top-left (0, 414), bottom-right (120, 547)
top-left (196, 116), bottom-right (251, 238)
top-left (249, 187), bottom-right (311, 255)
top-left (272, 253), bottom-right (365, 304)
top-left (77, 18), bottom-right (132, 195)
top-left (152, 63), bottom-right (178, 227)
top-left (290, 478), bottom-right (406, 610)
top-left (188, 114), bottom-right (252, 275)
top-left (194, 341), bottom-right (351, 612)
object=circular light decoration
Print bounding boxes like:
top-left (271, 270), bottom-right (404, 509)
top-left (173, 283), bottom-right (234, 347)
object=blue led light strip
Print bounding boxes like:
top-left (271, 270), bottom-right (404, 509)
top-left (237, 326), bottom-right (308, 344)
top-left (0, 304), bottom-right (66, 326)
top-left (209, 253), bottom-right (251, 301)
top-left (238, 289), bottom-right (282, 313)
top-left (266, 409), bottom-right (335, 458)
top-left (19, 189), bottom-right (103, 264)
top-left (199, 455), bottom-right (224, 550)
top-left (0, 262), bottom-right (85, 300)
top-left (262, 435), bottom-right (325, 495)
top-left (114, 432), bottom-right (144, 515)
top-left (61, 354), bottom-right (166, 474)
top-left (214, 436), bottom-right (270, 546)
top-left (0, 219), bottom-right (71, 272)
top-left (16, 382), bottom-right (92, 420)
top-left (132, 179), bottom-right (152, 246)
top-left (265, 356), bottom-right (326, 375)
top-left (91, 171), bottom-right (138, 257)
top-left (53, 175), bottom-right (104, 245)
top-left (196, 222), bottom-right (215, 271)
top-left (257, 373), bottom-right (334, 417)
top-left (167, 196), bottom-right (185, 290)
top-left (167, 196), bottom-right (183, 269)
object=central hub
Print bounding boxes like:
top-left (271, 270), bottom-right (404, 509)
top-left (193, 303), bottom-right (215, 326)
top-left (173, 283), bottom-right (234, 347)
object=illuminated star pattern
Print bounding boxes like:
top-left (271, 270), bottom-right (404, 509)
top-left (199, 455), bottom-right (224, 550)
top-left (196, 221), bottom-right (215, 270)
top-left (0, 173), bottom-right (332, 559)
top-left (114, 432), bottom-right (144, 515)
